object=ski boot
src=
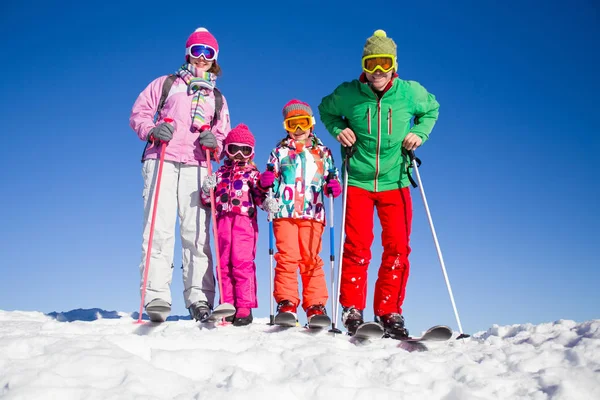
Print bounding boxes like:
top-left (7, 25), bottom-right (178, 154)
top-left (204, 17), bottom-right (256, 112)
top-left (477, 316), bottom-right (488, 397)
top-left (306, 304), bottom-right (331, 329)
top-left (274, 300), bottom-right (298, 327)
top-left (377, 313), bottom-right (409, 339)
top-left (233, 308), bottom-right (253, 327)
top-left (341, 307), bottom-right (364, 336)
top-left (145, 299), bottom-right (171, 323)
top-left (188, 301), bottom-right (211, 322)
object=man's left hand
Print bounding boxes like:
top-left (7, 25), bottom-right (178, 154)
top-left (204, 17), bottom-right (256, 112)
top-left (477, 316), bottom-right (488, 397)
top-left (403, 133), bottom-right (422, 151)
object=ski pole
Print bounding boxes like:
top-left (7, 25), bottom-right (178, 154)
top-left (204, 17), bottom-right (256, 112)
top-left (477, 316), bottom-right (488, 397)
top-left (265, 163), bottom-right (276, 325)
top-left (407, 149), bottom-right (469, 339)
top-left (326, 169), bottom-right (342, 334)
top-left (137, 118), bottom-right (171, 324)
top-left (205, 148), bottom-right (226, 311)
top-left (333, 147), bottom-right (354, 331)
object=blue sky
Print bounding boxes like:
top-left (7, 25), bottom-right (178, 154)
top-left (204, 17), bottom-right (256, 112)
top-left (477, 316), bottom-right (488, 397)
top-left (0, 0), bottom-right (598, 335)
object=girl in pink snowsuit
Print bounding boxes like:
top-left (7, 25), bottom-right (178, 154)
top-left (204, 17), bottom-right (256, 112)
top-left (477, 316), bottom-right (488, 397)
top-left (201, 123), bottom-right (267, 326)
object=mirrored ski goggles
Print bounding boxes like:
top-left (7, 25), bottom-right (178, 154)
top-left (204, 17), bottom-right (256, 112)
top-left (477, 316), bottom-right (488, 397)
top-left (187, 44), bottom-right (217, 60)
top-left (283, 115), bottom-right (315, 132)
top-left (362, 55), bottom-right (396, 74)
top-left (225, 143), bottom-right (254, 158)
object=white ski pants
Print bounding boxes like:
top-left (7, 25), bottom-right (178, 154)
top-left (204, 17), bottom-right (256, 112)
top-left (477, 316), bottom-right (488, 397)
top-left (140, 159), bottom-right (215, 308)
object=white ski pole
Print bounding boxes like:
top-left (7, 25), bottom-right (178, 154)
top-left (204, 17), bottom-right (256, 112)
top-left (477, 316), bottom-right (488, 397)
top-left (407, 150), bottom-right (469, 339)
top-left (333, 147), bottom-right (353, 332)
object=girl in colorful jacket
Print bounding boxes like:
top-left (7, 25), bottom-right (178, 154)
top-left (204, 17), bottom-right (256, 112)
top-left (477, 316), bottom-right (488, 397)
top-left (129, 27), bottom-right (231, 323)
top-left (318, 30), bottom-right (440, 338)
top-left (259, 100), bottom-right (342, 326)
top-left (201, 123), bottom-right (267, 326)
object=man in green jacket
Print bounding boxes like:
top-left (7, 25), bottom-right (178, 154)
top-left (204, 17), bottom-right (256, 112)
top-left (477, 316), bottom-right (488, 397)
top-left (318, 29), bottom-right (440, 337)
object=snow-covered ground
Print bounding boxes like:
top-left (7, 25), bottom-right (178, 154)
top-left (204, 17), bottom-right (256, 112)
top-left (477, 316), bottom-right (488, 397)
top-left (0, 310), bottom-right (598, 399)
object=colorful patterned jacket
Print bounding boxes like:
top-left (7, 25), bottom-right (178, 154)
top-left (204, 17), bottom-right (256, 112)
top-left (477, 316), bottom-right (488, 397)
top-left (201, 159), bottom-right (266, 219)
top-left (267, 134), bottom-right (340, 225)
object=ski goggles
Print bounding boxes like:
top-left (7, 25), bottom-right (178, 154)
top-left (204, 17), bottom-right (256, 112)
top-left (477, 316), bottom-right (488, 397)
top-left (362, 54), bottom-right (396, 74)
top-left (225, 143), bottom-right (254, 158)
top-left (283, 115), bottom-right (315, 132)
top-left (187, 44), bottom-right (218, 61)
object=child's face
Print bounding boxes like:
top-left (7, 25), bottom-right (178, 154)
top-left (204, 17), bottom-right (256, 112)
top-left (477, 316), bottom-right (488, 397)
top-left (283, 115), bottom-right (313, 143)
top-left (225, 143), bottom-right (254, 162)
top-left (230, 153), bottom-right (249, 161)
top-left (288, 127), bottom-right (311, 143)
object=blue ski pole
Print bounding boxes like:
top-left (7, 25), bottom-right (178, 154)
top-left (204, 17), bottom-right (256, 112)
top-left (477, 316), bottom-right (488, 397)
top-left (266, 163), bottom-right (276, 325)
top-left (326, 169), bottom-right (342, 334)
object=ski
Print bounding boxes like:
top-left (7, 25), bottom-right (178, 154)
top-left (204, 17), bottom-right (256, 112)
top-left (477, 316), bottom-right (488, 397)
top-left (307, 314), bottom-right (331, 330)
top-left (202, 303), bottom-right (236, 323)
top-left (352, 321), bottom-right (385, 340)
top-left (395, 325), bottom-right (452, 342)
top-left (273, 311), bottom-right (298, 327)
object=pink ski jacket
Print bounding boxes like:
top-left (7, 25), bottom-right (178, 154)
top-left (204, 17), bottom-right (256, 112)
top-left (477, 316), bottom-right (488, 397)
top-left (130, 75), bottom-right (231, 166)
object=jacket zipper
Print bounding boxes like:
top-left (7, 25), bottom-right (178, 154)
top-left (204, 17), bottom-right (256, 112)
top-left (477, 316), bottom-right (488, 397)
top-left (374, 100), bottom-right (381, 192)
top-left (388, 107), bottom-right (393, 147)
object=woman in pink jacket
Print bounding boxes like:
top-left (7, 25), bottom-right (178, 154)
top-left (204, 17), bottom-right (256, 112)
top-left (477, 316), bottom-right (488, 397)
top-left (201, 124), bottom-right (269, 326)
top-left (129, 27), bottom-right (231, 323)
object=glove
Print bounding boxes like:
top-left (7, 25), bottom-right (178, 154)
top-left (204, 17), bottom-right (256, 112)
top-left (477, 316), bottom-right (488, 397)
top-left (324, 180), bottom-right (342, 198)
top-left (263, 197), bottom-right (281, 214)
top-left (198, 129), bottom-right (218, 150)
top-left (259, 170), bottom-right (276, 188)
top-left (202, 173), bottom-right (217, 194)
top-left (148, 122), bottom-right (174, 143)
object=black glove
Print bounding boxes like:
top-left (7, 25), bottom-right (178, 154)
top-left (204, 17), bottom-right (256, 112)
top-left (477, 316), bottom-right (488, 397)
top-left (148, 122), bottom-right (174, 143)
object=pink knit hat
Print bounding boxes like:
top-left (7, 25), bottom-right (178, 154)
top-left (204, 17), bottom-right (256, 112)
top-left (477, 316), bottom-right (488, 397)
top-left (185, 27), bottom-right (219, 60)
top-left (224, 123), bottom-right (255, 148)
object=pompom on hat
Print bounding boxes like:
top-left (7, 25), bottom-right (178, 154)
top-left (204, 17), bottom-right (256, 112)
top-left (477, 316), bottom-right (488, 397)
top-left (185, 27), bottom-right (219, 60)
top-left (224, 123), bottom-right (255, 148)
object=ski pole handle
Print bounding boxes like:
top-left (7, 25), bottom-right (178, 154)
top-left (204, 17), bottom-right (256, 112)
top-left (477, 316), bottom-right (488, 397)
top-left (326, 169), bottom-right (336, 195)
top-left (344, 146), bottom-right (356, 160)
top-left (403, 148), bottom-right (421, 169)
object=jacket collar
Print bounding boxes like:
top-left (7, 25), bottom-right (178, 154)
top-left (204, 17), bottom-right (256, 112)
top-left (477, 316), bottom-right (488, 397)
top-left (282, 134), bottom-right (324, 151)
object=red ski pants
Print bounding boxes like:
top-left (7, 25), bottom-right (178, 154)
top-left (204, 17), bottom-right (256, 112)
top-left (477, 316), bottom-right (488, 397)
top-left (339, 186), bottom-right (413, 316)
top-left (273, 218), bottom-right (327, 311)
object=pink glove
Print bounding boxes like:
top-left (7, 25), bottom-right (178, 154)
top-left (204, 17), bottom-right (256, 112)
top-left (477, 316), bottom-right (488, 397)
top-left (324, 180), bottom-right (342, 198)
top-left (260, 170), bottom-right (276, 188)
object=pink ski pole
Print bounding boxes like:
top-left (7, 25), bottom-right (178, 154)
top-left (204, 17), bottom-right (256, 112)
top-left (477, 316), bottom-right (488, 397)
top-left (136, 119), bottom-right (171, 324)
top-left (205, 148), bottom-right (225, 307)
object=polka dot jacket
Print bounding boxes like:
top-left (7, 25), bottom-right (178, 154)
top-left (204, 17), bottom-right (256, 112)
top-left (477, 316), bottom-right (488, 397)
top-left (201, 159), bottom-right (267, 218)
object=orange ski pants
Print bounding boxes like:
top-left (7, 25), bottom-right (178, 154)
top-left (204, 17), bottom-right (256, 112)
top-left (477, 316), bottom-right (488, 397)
top-left (273, 218), bottom-right (327, 311)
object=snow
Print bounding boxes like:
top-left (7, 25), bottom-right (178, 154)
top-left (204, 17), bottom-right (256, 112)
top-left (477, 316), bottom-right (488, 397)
top-left (0, 310), bottom-right (599, 400)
